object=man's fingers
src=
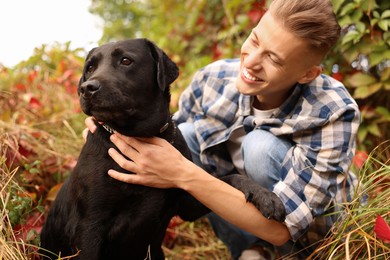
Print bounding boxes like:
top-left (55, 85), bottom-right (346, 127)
top-left (110, 134), bottom-right (141, 155)
top-left (82, 128), bottom-right (89, 142)
top-left (114, 132), bottom-right (165, 147)
top-left (108, 169), bottom-right (142, 184)
top-left (108, 148), bottom-right (137, 171)
top-left (85, 117), bottom-right (97, 133)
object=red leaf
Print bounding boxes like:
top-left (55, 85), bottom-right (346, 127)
top-left (15, 83), bottom-right (27, 91)
top-left (163, 216), bottom-right (184, 248)
top-left (28, 70), bottom-right (38, 83)
top-left (247, 2), bottom-right (266, 25)
top-left (46, 183), bottom-right (63, 201)
top-left (212, 43), bottom-right (222, 61)
top-left (352, 150), bottom-right (368, 169)
top-left (248, 9), bottom-right (264, 24)
top-left (13, 212), bottom-right (45, 242)
top-left (18, 139), bottom-right (36, 158)
top-left (29, 96), bottom-right (42, 110)
top-left (374, 215), bottom-right (390, 244)
top-left (332, 72), bottom-right (343, 81)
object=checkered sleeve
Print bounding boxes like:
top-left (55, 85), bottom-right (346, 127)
top-left (273, 100), bottom-right (360, 241)
top-left (173, 68), bottom-right (205, 124)
top-left (174, 59), bottom-right (240, 125)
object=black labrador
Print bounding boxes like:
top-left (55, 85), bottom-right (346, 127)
top-left (39, 39), bottom-right (285, 260)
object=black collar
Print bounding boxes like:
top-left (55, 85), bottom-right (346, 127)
top-left (101, 120), bottom-right (176, 144)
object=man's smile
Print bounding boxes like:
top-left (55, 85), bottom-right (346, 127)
top-left (242, 67), bottom-right (261, 82)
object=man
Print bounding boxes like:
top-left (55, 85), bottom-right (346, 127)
top-left (87, 0), bottom-right (360, 258)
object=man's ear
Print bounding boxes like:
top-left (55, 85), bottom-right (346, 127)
top-left (297, 65), bottom-right (322, 84)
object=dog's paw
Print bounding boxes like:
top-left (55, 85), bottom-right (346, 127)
top-left (221, 174), bottom-right (286, 222)
top-left (244, 187), bottom-right (286, 222)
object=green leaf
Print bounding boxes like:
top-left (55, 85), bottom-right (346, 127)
top-left (373, 11), bottom-right (381, 19)
top-left (369, 50), bottom-right (390, 67)
top-left (360, 0), bottom-right (379, 11)
top-left (346, 72), bottom-right (377, 88)
top-left (382, 10), bottom-right (390, 19)
top-left (355, 21), bottom-right (366, 33)
top-left (378, 20), bottom-right (389, 31)
top-left (368, 82), bottom-right (383, 95)
top-left (381, 68), bottom-right (390, 81)
top-left (376, 106), bottom-right (390, 119)
top-left (384, 31), bottom-right (390, 42)
top-left (351, 11), bottom-right (364, 24)
top-left (357, 126), bottom-right (368, 142)
top-left (340, 3), bottom-right (357, 16)
top-left (332, 0), bottom-right (344, 13)
top-left (338, 15), bottom-right (353, 27)
top-left (353, 83), bottom-right (382, 99)
top-left (353, 85), bottom-right (370, 98)
top-left (370, 18), bottom-right (378, 26)
top-left (367, 123), bottom-right (382, 137)
top-left (341, 30), bottom-right (360, 45)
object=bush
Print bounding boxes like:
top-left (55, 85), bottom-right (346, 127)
top-left (0, 0), bottom-right (389, 258)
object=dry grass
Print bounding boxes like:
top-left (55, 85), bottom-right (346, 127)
top-left (1, 138), bottom-right (36, 260)
top-left (1, 57), bottom-right (389, 259)
top-left (163, 218), bottom-right (230, 259)
top-left (309, 142), bottom-right (390, 260)
top-left (0, 113), bottom-right (229, 260)
top-left (1, 104), bottom-right (390, 259)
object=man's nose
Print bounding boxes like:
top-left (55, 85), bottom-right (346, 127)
top-left (244, 49), bottom-right (263, 70)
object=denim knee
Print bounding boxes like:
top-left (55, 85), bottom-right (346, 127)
top-left (242, 130), bottom-right (292, 190)
top-left (177, 122), bottom-right (203, 168)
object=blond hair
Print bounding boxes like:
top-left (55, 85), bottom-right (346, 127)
top-left (269, 0), bottom-right (340, 57)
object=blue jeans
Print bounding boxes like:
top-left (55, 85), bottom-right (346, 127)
top-left (178, 122), bottom-right (294, 259)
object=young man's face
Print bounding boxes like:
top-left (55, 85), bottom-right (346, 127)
top-left (236, 11), bottom-right (321, 110)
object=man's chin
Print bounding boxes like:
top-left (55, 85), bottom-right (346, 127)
top-left (235, 79), bottom-right (260, 96)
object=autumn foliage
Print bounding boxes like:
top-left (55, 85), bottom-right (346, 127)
top-left (1, 0), bottom-right (389, 259)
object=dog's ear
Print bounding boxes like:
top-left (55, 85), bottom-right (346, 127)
top-left (145, 39), bottom-right (179, 91)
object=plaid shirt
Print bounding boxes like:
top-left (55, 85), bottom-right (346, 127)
top-left (173, 59), bottom-right (360, 245)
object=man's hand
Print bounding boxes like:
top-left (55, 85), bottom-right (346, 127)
top-left (83, 117), bottom-right (98, 141)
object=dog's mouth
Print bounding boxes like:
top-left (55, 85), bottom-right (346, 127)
top-left (80, 96), bottom-right (132, 117)
top-left (78, 86), bottom-right (171, 136)
top-left (83, 104), bottom-right (166, 136)
top-left (86, 106), bottom-right (135, 123)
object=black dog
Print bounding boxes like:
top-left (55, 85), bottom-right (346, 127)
top-left (39, 39), bottom-right (285, 260)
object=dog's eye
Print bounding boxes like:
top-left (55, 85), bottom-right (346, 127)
top-left (120, 57), bottom-right (133, 66)
top-left (86, 65), bottom-right (95, 73)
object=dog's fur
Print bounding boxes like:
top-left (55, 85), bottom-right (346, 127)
top-left (39, 39), bottom-right (285, 260)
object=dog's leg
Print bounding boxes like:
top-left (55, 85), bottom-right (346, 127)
top-left (220, 174), bottom-right (286, 222)
top-left (176, 190), bottom-right (211, 221)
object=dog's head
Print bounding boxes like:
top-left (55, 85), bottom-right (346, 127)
top-left (78, 38), bottom-right (179, 136)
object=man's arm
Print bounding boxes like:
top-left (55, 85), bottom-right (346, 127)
top-left (107, 133), bottom-right (292, 246)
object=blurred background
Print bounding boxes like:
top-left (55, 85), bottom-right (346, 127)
top-left (0, 0), bottom-right (389, 259)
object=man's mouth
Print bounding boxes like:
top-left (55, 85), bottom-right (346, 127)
top-left (242, 67), bottom-right (261, 82)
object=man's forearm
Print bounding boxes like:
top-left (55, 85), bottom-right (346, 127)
top-left (179, 164), bottom-right (291, 246)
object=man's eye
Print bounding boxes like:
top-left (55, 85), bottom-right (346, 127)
top-left (120, 57), bottom-right (133, 65)
top-left (250, 37), bottom-right (258, 46)
top-left (268, 54), bottom-right (281, 65)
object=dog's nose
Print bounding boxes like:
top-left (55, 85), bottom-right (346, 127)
top-left (80, 80), bottom-right (101, 98)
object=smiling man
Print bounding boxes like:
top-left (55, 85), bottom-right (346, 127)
top-left (89, 0), bottom-right (361, 259)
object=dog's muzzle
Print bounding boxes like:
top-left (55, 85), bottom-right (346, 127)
top-left (80, 79), bottom-right (101, 99)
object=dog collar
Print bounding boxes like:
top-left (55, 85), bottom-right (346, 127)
top-left (102, 124), bottom-right (115, 134)
top-left (102, 122), bottom-right (169, 134)
top-left (101, 121), bottom-right (176, 144)
top-left (159, 122), bottom-right (169, 133)
top-left (158, 120), bottom-right (177, 144)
